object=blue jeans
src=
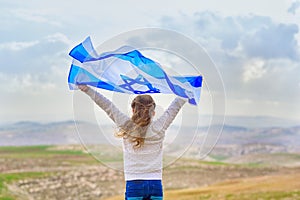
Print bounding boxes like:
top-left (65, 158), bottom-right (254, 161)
top-left (125, 180), bottom-right (163, 200)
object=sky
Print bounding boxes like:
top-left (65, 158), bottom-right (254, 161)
top-left (0, 0), bottom-right (300, 124)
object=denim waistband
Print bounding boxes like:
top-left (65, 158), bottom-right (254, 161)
top-left (126, 180), bottom-right (162, 184)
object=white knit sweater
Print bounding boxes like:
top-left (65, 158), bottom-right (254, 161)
top-left (85, 88), bottom-right (186, 180)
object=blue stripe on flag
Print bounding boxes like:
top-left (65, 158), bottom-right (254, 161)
top-left (115, 51), bottom-right (166, 79)
top-left (68, 64), bottom-right (124, 92)
top-left (69, 43), bottom-right (90, 63)
top-left (174, 76), bottom-right (203, 87)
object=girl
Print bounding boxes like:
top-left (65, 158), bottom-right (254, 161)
top-left (78, 85), bottom-right (186, 200)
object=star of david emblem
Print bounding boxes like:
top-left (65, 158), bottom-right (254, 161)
top-left (119, 74), bottom-right (160, 94)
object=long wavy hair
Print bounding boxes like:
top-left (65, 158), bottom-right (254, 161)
top-left (116, 95), bottom-right (156, 148)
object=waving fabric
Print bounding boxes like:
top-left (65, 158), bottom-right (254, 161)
top-left (68, 37), bottom-right (202, 105)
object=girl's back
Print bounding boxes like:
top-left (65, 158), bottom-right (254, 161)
top-left (78, 85), bottom-right (186, 199)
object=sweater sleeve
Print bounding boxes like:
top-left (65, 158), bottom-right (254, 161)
top-left (84, 87), bottom-right (130, 127)
top-left (152, 97), bottom-right (187, 134)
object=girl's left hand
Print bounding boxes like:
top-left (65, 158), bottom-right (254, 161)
top-left (78, 85), bottom-right (89, 92)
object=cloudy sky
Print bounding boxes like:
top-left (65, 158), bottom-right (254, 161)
top-left (0, 0), bottom-right (299, 124)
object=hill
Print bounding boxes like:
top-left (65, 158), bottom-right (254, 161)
top-left (0, 121), bottom-right (113, 146)
top-left (1, 145), bottom-right (299, 200)
top-left (1, 120), bottom-right (300, 167)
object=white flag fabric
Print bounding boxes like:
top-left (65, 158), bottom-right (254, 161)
top-left (68, 37), bottom-right (202, 105)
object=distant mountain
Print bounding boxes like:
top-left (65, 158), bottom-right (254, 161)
top-left (222, 115), bottom-right (299, 128)
top-left (1, 120), bottom-right (299, 158)
top-left (203, 125), bottom-right (300, 166)
top-left (0, 121), bottom-right (116, 146)
top-left (216, 125), bottom-right (300, 147)
top-left (196, 115), bottom-right (299, 128)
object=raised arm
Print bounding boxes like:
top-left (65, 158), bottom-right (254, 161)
top-left (78, 85), bottom-right (130, 127)
top-left (152, 97), bottom-right (187, 133)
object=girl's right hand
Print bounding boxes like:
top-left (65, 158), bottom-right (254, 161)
top-left (78, 85), bottom-right (89, 92)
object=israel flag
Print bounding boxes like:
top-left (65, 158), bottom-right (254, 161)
top-left (68, 37), bottom-right (202, 105)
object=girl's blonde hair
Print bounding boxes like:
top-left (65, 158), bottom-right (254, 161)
top-left (116, 95), bottom-right (156, 148)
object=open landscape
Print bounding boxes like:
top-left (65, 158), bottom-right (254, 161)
top-left (2, 0), bottom-right (300, 199)
top-left (0, 120), bottom-right (300, 200)
top-left (0, 145), bottom-right (300, 200)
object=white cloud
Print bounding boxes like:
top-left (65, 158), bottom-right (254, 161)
top-left (241, 23), bottom-right (299, 60)
top-left (0, 71), bottom-right (59, 94)
top-left (11, 8), bottom-right (61, 26)
top-left (194, 11), bottom-right (244, 50)
top-left (238, 58), bottom-right (300, 105)
top-left (159, 12), bottom-right (300, 61)
top-left (0, 41), bottom-right (39, 51)
top-left (0, 33), bottom-right (71, 74)
top-left (0, 0), bottom-right (299, 122)
top-left (288, 1), bottom-right (300, 15)
top-left (242, 59), bottom-right (267, 82)
top-left (45, 33), bottom-right (73, 46)
top-left (156, 11), bottom-right (300, 120)
top-left (0, 32), bottom-right (72, 108)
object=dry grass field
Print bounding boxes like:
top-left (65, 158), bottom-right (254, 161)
top-left (105, 173), bottom-right (300, 200)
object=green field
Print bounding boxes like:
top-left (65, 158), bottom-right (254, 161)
top-left (0, 145), bottom-right (96, 200)
top-left (0, 172), bottom-right (49, 200)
